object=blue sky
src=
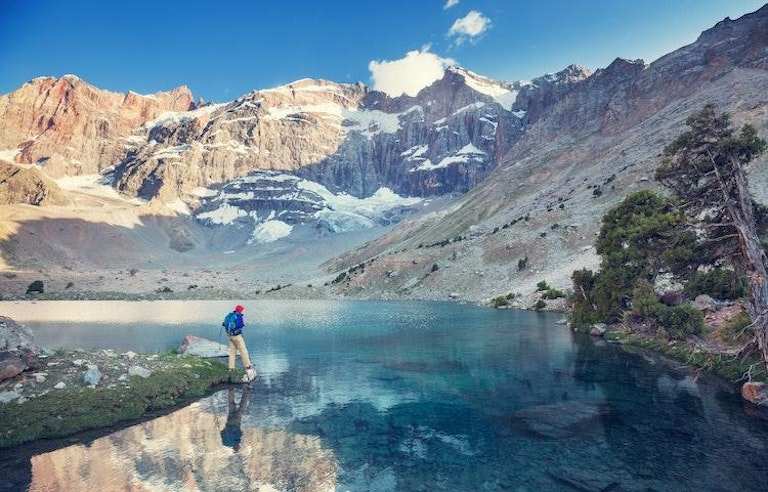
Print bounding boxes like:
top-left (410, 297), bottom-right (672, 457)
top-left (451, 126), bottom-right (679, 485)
top-left (1, 0), bottom-right (765, 102)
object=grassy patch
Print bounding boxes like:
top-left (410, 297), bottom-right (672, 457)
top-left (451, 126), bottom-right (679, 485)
top-left (609, 329), bottom-right (767, 383)
top-left (0, 354), bottom-right (230, 449)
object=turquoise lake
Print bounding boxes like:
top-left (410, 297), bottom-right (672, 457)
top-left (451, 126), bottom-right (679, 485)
top-left (1, 300), bottom-right (767, 491)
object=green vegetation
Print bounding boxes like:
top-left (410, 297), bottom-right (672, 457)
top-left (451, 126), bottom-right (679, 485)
top-left (571, 189), bottom-right (697, 326)
top-left (684, 268), bottom-right (747, 300)
top-left (491, 292), bottom-right (517, 308)
top-left (0, 354), bottom-right (230, 449)
top-left (571, 104), bottom-right (768, 375)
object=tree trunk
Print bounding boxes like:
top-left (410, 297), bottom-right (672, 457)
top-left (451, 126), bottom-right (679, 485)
top-left (724, 156), bottom-right (768, 371)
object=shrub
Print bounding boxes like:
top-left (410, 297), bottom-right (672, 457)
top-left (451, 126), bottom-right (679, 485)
top-left (536, 280), bottom-right (550, 291)
top-left (518, 256), bottom-right (528, 271)
top-left (534, 300), bottom-right (546, 310)
top-left (491, 295), bottom-right (509, 308)
top-left (718, 310), bottom-right (751, 345)
top-left (431, 263), bottom-right (439, 272)
top-left (658, 304), bottom-right (704, 340)
top-left (659, 290), bottom-right (683, 306)
top-left (543, 288), bottom-right (566, 299)
top-left (684, 268), bottom-right (746, 300)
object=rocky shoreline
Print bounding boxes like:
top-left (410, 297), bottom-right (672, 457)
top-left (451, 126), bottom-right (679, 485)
top-left (0, 316), bottom-right (233, 449)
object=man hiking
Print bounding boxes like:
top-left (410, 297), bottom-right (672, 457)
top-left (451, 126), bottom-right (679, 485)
top-left (222, 304), bottom-right (257, 383)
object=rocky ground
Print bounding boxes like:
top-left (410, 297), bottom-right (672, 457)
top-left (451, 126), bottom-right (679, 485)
top-left (0, 316), bottom-right (233, 448)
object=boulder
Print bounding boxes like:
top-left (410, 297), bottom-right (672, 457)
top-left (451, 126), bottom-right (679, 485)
top-left (179, 334), bottom-right (229, 358)
top-left (83, 365), bottom-right (102, 386)
top-left (589, 323), bottom-right (607, 336)
top-left (515, 401), bottom-right (610, 438)
top-left (128, 366), bottom-right (152, 379)
top-left (0, 391), bottom-right (20, 404)
top-left (0, 352), bottom-right (26, 381)
top-left (741, 382), bottom-right (768, 405)
top-left (0, 316), bottom-right (35, 351)
top-left (693, 294), bottom-right (718, 312)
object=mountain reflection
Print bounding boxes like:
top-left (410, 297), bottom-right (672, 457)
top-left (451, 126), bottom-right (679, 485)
top-left (29, 387), bottom-right (339, 491)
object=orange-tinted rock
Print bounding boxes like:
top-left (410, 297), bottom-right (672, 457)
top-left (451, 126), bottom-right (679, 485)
top-left (741, 382), bottom-right (768, 405)
top-left (0, 75), bottom-right (193, 176)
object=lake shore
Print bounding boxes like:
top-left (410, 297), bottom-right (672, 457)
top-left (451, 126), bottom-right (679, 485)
top-left (0, 349), bottom-right (233, 449)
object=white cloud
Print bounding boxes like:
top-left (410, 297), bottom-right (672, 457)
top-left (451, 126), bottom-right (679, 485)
top-left (368, 48), bottom-right (456, 98)
top-left (444, 0), bottom-right (460, 9)
top-left (447, 10), bottom-right (491, 45)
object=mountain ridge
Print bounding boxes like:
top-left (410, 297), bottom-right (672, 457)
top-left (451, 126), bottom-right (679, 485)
top-left (1, 4), bottom-right (767, 303)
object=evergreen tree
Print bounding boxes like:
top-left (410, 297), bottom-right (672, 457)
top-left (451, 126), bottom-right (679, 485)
top-left (593, 190), bottom-right (695, 322)
top-left (657, 104), bottom-right (768, 370)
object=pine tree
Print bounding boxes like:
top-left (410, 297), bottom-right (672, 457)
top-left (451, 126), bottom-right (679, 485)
top-left (656, 104), bottom-right (768, 370)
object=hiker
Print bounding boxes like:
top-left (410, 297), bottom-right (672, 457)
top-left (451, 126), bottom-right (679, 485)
top-left (220, 385), bottom-right (251, 452)
top-left (222, 304), bottom-right (257, 383)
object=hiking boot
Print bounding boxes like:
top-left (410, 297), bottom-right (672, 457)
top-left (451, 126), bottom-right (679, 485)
top-left (242, 367), bottom-right (257, 383)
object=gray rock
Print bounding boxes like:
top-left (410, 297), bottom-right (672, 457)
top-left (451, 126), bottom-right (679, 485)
top-left (128, 366), bottom-right (152, 379)
top-left (83, 365), bottom-right (102, 386)
top-left (0, 316), bottom-right (35, 351)
top-left (589, 323), bottom-right (607, 336)
top-left (179, 334), bottom-right (228, 358)
top-left (0, 390), bottom-right (20, 404)
top-left (54, 382), bottom-right (66, 389)
top-left (693, 294), bottom-right (718, 312)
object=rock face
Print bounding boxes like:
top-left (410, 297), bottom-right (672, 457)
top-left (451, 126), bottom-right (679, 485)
top-left (0, 161), bottom-right (69, 206)
top-left (0, 75), bottom-right (194, 177)
top-left (112, 70), bottom-right (523, 205)
top-left (323, 4), bottom-right (768, 302)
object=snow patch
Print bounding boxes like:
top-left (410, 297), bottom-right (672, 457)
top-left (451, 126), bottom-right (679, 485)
top-left (196, 172), bottom-right (423, 241)
top-left (143, 104), bottom-right (225, 130)
top-left (264, 102), bottom-right (403, 139)
top-left (249, 220), bottom-right (293, 244)
top-left (196, 202), bottom-right (248, 224)
top-left (0, 148), bottom-right (20, 161)
top-left (55, 174), bottom-right (144, 204)
top-left (189, 187), bottom-right (218, 198)
top-left (165, 199), bottom-right (190, 215)
top-left (410, 143), bottom-right (486, 172)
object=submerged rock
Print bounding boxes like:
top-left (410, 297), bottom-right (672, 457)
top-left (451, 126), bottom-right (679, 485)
top-left (515, 401), bottom-right (611, 438)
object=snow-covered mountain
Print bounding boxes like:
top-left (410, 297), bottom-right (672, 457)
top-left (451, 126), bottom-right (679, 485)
top-left (1, 4), bottom-right (767, 303)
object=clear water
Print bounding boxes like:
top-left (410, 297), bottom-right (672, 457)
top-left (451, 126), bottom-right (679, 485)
top-left (1, 300), bottom-right (767, 491)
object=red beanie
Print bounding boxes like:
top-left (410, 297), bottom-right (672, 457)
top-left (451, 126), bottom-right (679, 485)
top-left (235, 305), bottom-right (244, 313)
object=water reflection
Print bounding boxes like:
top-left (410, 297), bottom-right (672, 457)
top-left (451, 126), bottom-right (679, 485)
top-left (3, 302), bottom-right (768, 491)
top-left (28, 386), bottom-right (339, 491)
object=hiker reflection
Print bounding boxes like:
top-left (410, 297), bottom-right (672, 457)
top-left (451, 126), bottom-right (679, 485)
top-left (220, 386), bottom-right (251, 452)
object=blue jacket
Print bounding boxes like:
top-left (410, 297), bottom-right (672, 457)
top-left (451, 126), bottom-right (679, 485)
top-left (223, 311), bottom-right (245, 335)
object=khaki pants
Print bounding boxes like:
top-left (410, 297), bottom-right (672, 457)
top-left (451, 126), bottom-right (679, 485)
top-left (228, 334), bottom-right (252, 370)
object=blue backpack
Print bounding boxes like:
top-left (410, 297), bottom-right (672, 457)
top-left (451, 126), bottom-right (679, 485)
top-left (222, 312), bottom-right (241, 336)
